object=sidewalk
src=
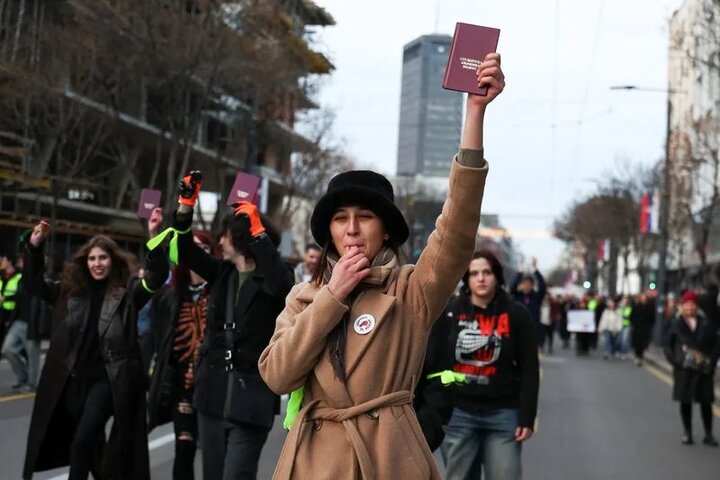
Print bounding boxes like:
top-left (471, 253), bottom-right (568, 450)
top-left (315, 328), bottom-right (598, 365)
top-left (643, 345), bottom-right (720, 402)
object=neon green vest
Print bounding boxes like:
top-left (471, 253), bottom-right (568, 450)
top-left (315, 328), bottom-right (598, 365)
top-left (622, 306), bottom-right (632, 327)
top-left (588, 299), bottom-right (598, 312)
top-left (0, 272), bottom-right (22, 311)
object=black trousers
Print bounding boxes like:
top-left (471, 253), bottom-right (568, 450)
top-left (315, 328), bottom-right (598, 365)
top-left (197, 412), bottom-right (271, 480)
top-left (173, 392), bottom-right (198, 480)
top-left (680, 402), bottom-right (713, 436)
top-left (65, 379), bottom-right (114, 480)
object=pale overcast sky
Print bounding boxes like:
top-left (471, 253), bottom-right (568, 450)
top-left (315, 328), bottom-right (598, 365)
top-left (307, 0), bottom-right (683, 271)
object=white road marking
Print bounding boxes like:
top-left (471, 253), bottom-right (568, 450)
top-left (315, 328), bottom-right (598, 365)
top-left (48, 433), bottom-right (175, 479)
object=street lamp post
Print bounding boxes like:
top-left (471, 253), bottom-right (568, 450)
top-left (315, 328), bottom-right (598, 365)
top-left (610, 85), bottom-right (676, 338)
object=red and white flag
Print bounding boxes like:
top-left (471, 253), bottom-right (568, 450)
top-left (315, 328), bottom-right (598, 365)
top-left (597, 238), bottom-right (610, 263)
top-left (640, 191), bottom-right (660, 234)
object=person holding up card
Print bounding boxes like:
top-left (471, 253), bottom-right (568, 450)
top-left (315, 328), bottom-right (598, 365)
top-left (258, 53), bottom-right (504, 480)
top-left (145, 208), bottom-right (220, 480)
top-left (172, 172), bottom-right (294, 480)
top-left (22, 220), bottom-right (169, 480)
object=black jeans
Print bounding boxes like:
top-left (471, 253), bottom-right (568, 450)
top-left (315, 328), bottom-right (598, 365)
top-left (65, 379), bottom-right (114, 480)
top-left (173, 393), bottom-right (198, 480)
top-left (197, 412), bottom-right (271, 480)
top-left (680, 402), bottom-right (713, 437)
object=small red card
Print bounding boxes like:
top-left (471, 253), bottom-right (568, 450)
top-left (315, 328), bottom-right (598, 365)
top-left (442, 22), bottom-right (501, 96)
top-left (137, 189), bottom-right (162, 219)
top-left (226, 172), bottom-right (261, 206)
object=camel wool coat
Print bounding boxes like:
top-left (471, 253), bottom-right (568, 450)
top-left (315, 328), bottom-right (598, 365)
top-left (259, 152), bottom-right (488, 479)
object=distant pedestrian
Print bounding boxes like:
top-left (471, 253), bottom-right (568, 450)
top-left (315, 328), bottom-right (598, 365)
top-left (510, 257), bottom-right (546, 350)
top-left (598, 298), bottom-right (622, 360)
top-left (664, 290), bottom-right (719, 447)
top-left (631, 293), bottom-right (655, 366)
top-left (0, 253), bottom-right (30, 390)
top-left (540, 293), bottom-right (555, 354)
top-left (618, 296), bottom-right (632, 359)
top-left (294, 244), bottom-right (321, 284)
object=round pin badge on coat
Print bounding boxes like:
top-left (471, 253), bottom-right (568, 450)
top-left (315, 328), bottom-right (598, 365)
top-left (353, 314), bottom-right (376, 335)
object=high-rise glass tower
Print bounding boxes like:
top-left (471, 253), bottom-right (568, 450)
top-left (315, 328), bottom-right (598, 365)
top-left (396, 34), bottom-right (463, 177)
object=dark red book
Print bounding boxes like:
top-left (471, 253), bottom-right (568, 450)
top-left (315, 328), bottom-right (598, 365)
top-left (226, 171), bottom-right (261, 206)
top-left (442, 22), bottom-right (501, 96)
top-left (137, 189), bottom-right (162, 219)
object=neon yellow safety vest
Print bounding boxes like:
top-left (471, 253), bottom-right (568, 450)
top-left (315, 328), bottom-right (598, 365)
top-left (588, 299), bottom-right (598, 312)
top-left (622, 306), bottom-right (632, 327)
top-left (0, 272), bottom-right (22, 311)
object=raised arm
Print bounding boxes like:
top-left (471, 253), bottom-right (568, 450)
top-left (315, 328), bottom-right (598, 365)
top-left (235, 201), bottom-right (294, 299)
top-left (534, 267), bottom-right (547, 298)
top-left (132, 246), bottom-right (170, 309)
top-left (174, 171), bottom-right (223, 282)
top-left (409, 53), bottom-right (504, 324)
top-left (23, 221), bottom-right (60, 305)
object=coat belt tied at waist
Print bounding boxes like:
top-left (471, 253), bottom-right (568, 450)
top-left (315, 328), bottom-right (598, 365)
top-left (276, 390), bottom-right (414, 480)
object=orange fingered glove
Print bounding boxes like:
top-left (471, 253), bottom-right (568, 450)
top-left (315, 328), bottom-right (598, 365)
top-left (234, 201), bottom-right (265, 237)
top-left (178, 171), bottom-right (203, 207)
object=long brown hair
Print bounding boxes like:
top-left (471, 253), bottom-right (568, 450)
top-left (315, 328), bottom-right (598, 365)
top-left (60, 235), bottom-right (135, 298)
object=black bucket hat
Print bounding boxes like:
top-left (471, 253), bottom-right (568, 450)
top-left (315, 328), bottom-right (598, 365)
top-left (310, 170), bottom-right (409, 248)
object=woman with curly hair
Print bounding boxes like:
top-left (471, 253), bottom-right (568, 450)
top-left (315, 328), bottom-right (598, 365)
top-left (22, 218), bottom-right (168, 480)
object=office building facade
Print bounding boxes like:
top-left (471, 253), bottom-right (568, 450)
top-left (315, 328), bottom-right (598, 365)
top-left (396, 34), bottom-right (463, 177)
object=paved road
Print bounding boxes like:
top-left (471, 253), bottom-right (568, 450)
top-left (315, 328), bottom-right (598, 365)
top-left (1, 345), bottom-right (719, 479)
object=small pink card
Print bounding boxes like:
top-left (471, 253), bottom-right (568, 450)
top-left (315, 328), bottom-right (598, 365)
top-left (137, 189), bottom-right (162, 219)
top-left (226, 172), bottom-right (261, 206)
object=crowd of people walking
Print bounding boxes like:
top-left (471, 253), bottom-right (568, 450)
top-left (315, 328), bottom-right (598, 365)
top-left (0, 50), bottom-right (717, 480)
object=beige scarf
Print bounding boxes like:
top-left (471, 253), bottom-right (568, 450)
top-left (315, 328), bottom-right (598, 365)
top-left (322, 246), bottom-right (398, 289)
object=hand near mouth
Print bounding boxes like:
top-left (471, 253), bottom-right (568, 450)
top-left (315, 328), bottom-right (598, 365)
top-left (327, 246), bottom-right (371, 302)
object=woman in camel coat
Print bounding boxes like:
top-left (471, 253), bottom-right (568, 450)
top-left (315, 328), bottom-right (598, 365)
top-left (259, 54), bottom-right (505, 479)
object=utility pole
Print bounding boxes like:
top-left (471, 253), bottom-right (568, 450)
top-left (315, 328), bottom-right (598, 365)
top-left (610, 85), bottom-right (679, 339)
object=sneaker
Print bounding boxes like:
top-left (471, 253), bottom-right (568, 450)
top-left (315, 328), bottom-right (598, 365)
top-left (702, 436), bottom-right (719, 447)
top-left (682, 434), bottom-right (694, 445)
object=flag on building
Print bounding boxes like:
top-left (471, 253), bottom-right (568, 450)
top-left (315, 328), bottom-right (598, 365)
top-left (597, 238), bottom-right (610, 263)
top-left (640, 191), bottom-right (660, 234)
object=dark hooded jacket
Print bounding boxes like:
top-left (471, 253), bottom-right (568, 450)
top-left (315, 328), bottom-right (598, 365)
top-left (22, 243), bottom-right (168, 480)
top-left (418, 289), bottom-right (540, 432)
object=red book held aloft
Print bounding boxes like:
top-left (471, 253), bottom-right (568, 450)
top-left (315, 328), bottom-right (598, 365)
top-left (442, 22), bottom-right (501, 96)
top-left (226, 171), bottom-right (261, 206)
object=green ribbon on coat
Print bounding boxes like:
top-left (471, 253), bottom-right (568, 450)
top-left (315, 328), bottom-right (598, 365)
top-left (283, 387), bottom-right (305, 430)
